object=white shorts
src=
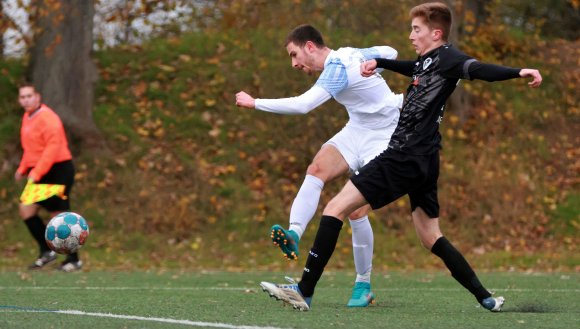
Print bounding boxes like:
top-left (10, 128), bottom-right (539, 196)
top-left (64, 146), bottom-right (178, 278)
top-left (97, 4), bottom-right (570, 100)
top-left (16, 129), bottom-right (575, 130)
top-left (324, 119), bottom-right (398, 172)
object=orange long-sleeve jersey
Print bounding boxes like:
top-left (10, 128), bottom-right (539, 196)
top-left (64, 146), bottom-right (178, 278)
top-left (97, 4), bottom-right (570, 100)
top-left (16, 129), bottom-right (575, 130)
top-left (16, 104), bottom-right (72, 182)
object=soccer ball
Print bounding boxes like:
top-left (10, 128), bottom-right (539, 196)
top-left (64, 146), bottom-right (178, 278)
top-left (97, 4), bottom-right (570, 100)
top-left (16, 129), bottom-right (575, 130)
top-left (45, 212), bottom-right (89, 254)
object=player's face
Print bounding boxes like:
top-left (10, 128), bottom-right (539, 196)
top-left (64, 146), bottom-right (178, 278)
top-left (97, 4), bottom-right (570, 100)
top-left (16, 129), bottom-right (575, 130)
top-left (287, 41), bottom-right (315, 75)
top-left (409, 17), bottom-right (440, 56)
top-left (18, 87), bottom-right (41, 112)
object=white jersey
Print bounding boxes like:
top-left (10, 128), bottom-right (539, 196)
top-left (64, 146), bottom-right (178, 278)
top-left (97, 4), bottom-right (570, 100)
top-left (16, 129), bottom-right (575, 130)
top-left (255, 46), bottom-right (403, 130)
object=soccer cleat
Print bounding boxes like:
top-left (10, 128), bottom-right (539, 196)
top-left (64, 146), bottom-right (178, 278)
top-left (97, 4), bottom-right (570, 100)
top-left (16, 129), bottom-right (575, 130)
top-left (59, 260), bottom-right (83, 272)
top-left (28, 250), bottom-right (57, 270)
top-left (481, 296), bottom-right (505, 312)
top-left (260, 277), bottom-right (311, 311)
top-left (346, 281), bottom-right (375, 307)
top-left (270, 224), bottom-right (300, 260)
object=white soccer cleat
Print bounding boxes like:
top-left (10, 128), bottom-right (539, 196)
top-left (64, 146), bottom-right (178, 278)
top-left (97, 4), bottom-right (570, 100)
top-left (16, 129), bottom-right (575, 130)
top-left (481, 296), bottom-right (505, 312)
top-left (260, 280), bottom-right (310, 311)
top-left (28, 250), bottom-right (57, 270)
top-left (59, 260), bottom-right (83, 272)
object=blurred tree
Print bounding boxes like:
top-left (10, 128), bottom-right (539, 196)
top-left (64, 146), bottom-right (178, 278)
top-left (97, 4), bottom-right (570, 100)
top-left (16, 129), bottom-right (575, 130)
top-left (0, 0), bottom-right (28, 58)
top-left (0, 1), bottom-right (4, 57)
top-left (27, 0), bottom-right (105, 151)
top-left (499, 0), bottom-right (580, 40)
top-left (3, 0), bottom-right (575, 148)
top-left (212, 0), bottom-right (407, 35)
top-left (443, 0), bottom-right (492, 121)
top-left (93, 0), bottom-right (198, 48)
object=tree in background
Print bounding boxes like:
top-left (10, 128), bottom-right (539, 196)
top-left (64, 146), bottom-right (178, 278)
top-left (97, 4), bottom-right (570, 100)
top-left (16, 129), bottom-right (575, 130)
top-left (499, 0), bottom-right (580, 40)
top-left (1, 0), bottom-right (33, 59)
top-left (93, 0), bottom-right (198, 48)
top-left (444, 0), bottom-right (489, 122)
top-left (0, 1), bottom-right (4, 58)
top-left (3, 0), bottom-right (201, 150)
top-left (2, 0), bottom-right (578, 151)
top-left (27, 0), bottom-right (105, 151)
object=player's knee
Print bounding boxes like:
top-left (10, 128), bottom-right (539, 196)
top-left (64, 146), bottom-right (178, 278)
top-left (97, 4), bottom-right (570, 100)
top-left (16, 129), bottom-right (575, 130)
top-left (306, 162), bottom-right (319, 176)
top-left (418, 233), bottom-right (441, 250)
top-left (306, 163), bottom-right (327, 181)
top-left (348, 207), bottom-right (368, 220)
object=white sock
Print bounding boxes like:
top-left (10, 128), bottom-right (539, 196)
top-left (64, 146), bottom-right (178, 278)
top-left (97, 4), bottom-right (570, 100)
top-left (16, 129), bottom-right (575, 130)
top-left (349, 216), bottom-right (373, 284)
top-left (288, 174), bottom-right (324, 239)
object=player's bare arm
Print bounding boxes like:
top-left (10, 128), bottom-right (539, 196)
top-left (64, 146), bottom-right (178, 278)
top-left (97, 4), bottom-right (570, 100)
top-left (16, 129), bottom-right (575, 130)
top-left (235, 91), bottom-right (256, 108)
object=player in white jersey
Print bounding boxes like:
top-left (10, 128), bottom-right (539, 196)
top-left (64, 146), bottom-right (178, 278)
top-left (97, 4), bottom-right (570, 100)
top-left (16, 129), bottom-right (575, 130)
top-left (235, 24), bottom-right (402, 307)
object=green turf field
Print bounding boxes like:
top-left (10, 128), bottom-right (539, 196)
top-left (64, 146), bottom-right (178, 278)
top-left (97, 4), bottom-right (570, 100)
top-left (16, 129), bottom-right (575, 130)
top-left (0, 271), bottom-right (577, 329)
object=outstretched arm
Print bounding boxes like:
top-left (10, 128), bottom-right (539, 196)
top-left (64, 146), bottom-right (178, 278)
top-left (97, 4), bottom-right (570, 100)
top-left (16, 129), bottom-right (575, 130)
top-left (465, 62), bottom-right (542, 87)
top-left (235, 86), bottom-right (331, 115)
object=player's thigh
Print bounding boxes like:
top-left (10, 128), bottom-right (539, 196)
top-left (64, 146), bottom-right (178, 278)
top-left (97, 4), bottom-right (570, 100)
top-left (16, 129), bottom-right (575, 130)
top-left (38, 196), bottom-right (70, 213)
top-left (19, 203), bottom-right (40, 219)
top-left (408, 152), bottom-right (440, 219)
top-left (322, 125), bottom-right (361, 172)
top-left (307, 144), bottom-right (350, 181)
top-left (324, 180), bottom-right (368, 220)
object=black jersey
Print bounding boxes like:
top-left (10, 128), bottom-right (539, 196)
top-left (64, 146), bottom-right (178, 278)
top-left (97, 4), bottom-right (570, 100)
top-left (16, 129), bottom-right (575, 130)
top-left (387, 44), bottom-right (473, 155)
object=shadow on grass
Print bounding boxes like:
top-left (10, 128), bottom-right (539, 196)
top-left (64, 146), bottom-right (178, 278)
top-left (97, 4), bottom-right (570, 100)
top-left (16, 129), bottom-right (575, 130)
top-left (507, 303), bottom-right (559, 313)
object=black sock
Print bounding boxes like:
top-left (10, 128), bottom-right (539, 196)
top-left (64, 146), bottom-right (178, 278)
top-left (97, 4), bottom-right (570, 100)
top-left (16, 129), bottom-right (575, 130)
top-left (298, 215), bottom-right (343, 297)
top-left (431, 236), bottom-right (491, 302)
top-left (66, 252), bottom-right (79, 263)
top-left (24, 215), bottom-right (50, 253)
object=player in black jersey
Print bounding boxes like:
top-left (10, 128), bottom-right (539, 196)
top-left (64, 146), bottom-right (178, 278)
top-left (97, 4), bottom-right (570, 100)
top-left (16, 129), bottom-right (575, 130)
top-left (259, 2), bottom-right (541, 312)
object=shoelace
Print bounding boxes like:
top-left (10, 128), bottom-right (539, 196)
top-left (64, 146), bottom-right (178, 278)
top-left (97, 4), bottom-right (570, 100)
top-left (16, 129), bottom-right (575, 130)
top-left (278, 276), bottom-right (299, 291)
top-left (284, 276), bottom-right (296, 284)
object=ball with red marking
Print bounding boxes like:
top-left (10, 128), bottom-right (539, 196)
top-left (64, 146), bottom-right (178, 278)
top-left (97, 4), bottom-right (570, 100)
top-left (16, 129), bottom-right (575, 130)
top-left (45, 212), bottom-right (89, 254)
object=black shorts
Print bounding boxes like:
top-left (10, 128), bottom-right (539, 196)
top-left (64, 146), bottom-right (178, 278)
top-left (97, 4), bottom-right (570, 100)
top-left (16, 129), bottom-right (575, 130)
top-left (32, 160), bottom-right (75, 212)
top-left (350, 149), bottom-right (440, 218)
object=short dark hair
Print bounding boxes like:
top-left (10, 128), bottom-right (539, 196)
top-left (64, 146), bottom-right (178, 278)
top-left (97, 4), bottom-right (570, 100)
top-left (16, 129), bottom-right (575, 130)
top-left (410, 2), bottom-right (452, 41)
top-left (18, 82), bottom-right (37, 92)
top-left (285, 24), bottom-right (325, 48)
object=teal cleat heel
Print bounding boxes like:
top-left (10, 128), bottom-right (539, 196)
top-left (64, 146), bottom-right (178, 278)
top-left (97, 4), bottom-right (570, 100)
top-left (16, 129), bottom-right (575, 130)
top-left (270, 224), bottom-right (300, 260)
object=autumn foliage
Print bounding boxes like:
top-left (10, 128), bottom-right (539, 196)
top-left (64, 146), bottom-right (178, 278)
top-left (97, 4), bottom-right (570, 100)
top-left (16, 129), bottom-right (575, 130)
top-left (0, 1), bottom-right (578, 271)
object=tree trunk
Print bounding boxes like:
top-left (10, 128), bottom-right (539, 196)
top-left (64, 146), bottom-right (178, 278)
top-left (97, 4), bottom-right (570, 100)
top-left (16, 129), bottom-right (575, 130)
top-left (27, 0), bottom-right (106, 152)
top-left (444, 0), bottom-right (486, 123)
top-left (0, 1), bottom-right (4, 58)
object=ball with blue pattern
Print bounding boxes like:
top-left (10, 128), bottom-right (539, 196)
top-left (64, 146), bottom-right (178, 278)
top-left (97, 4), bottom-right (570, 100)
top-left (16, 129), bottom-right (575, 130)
top-left (45, 212), bottom-right (90, 254)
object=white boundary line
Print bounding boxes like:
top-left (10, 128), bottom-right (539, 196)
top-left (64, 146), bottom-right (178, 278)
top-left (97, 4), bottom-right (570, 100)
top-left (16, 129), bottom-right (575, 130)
top-left (0, 286), bottom-right (578, 292)
top-left (0, 307), bottom-right (287, 329)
